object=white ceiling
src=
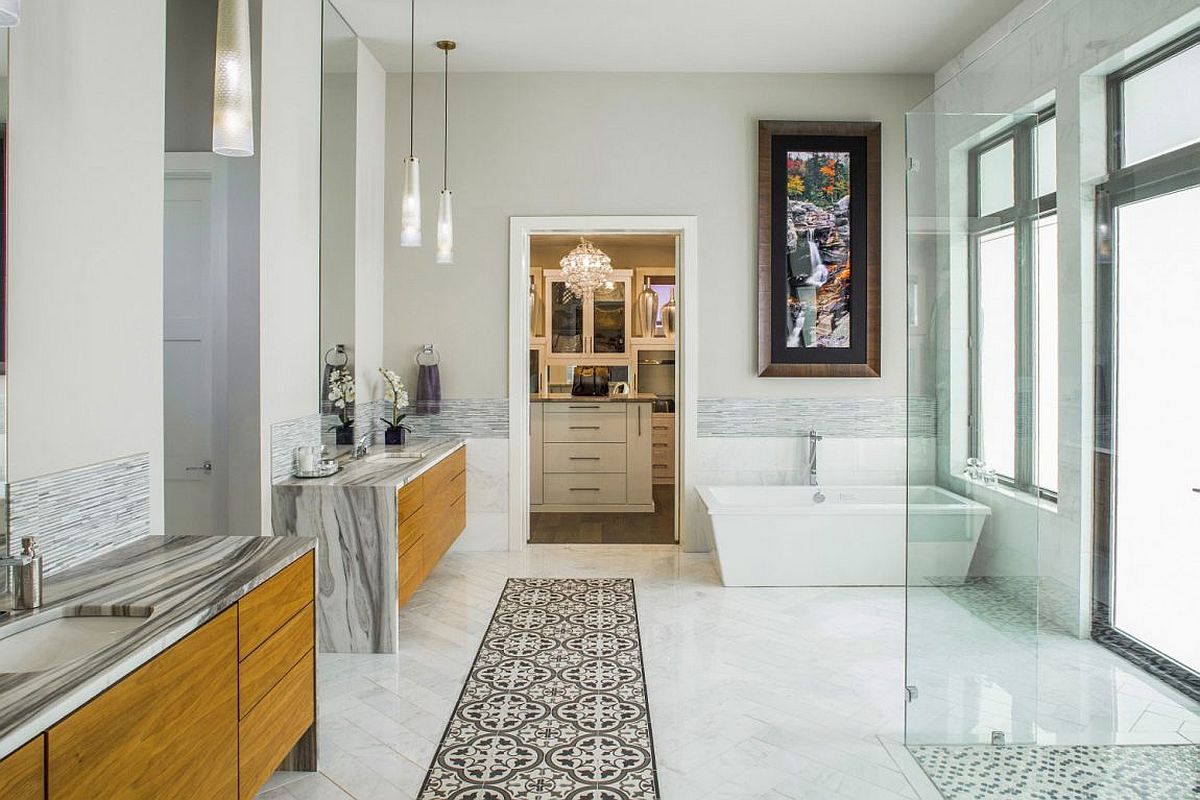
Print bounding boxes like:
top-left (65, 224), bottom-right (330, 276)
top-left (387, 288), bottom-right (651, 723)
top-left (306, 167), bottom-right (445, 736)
top-left (332, 0), bottom-right (1024, 75)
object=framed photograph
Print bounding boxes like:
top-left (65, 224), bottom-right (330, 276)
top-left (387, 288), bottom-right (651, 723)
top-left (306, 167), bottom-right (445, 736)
top-left (757, 121), bottom-right (881, 377)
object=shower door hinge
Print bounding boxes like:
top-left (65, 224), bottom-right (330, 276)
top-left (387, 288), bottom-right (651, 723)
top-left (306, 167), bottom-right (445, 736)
top-left (990, 730), bottom-right (1006, 746)
top-left (905, 685), bottom-right (918, 702)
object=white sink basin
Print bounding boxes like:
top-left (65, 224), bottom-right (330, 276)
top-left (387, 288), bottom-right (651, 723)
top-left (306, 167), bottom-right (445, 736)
top-left (0, 609), bottom-right (153, 673)
top-left (365, 451), bottom-right (427, 463)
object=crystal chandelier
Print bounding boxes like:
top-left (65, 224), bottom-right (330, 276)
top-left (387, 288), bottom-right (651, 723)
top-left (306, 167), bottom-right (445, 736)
top-left (559, 238), bottom-right (613, 299)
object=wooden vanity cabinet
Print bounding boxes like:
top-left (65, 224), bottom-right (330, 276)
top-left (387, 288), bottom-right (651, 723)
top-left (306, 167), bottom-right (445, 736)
top-left (38, 551), bottom-right (316, 800)
top-left (0, 736), bottom-right (43, 800)
top-left (398, 445), bottom-right (467, 607)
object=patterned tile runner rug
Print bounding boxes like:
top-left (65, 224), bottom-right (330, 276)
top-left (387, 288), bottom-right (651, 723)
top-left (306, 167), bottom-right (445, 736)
top-left (419, 578), bottom-right (660, 800)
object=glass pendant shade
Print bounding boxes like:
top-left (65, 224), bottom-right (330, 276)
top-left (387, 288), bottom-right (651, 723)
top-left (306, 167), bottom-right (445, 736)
top-left (436, 189), bottom-right (454, 264)
top-left (212, 0), bottom-right (254, 157)
top-left (400, 157), bottom-right (422, 247)
top-left (0, 0), bottom-right (20, 27)
top-left (559, 238), bottom-right (613, 299)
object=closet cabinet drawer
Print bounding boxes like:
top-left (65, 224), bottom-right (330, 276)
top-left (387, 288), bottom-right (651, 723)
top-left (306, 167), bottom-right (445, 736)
top-left (543, 402), bottom-right (625, 414)
top-left (544, 473), bottom-right (627, 504)
top-left (544, 442), bottom-right (627, 473)
top-left (239, 552), bottom-right (314, 660)
top-left (544, 412), bottom-right (626, 443)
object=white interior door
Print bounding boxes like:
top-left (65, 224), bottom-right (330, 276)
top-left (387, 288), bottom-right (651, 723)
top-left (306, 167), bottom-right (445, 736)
top-left (164, 171), bottom-right (221, 535)
top-left (1113, 184), bottom-right (1200, 673)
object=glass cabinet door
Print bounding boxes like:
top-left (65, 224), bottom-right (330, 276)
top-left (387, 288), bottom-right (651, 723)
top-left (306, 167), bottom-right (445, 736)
top-left (591, 278), bottom-right (628, 355)
top-left (547, 280), bottom-right (584, 355)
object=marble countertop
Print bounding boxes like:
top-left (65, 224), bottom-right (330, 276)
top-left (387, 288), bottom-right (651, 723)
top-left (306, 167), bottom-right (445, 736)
top-left (0, 534), bottom-right (315, 759)
top-left (530, 393), bottom-right (657, 403)
top-left (275, 437), bottom-right (465, 489)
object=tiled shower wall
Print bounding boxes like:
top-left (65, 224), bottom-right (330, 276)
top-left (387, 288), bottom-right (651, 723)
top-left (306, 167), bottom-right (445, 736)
top-left (7, 453), bottom-right (151, 574)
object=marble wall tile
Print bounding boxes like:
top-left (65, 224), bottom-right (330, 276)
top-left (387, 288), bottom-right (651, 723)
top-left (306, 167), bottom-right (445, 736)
top-left (463, 438), bottom-right (508, 514)
top-left (7, 453), bottom-right (151, 574)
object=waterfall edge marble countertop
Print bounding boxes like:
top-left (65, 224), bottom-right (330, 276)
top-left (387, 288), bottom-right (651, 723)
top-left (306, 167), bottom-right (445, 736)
top-left (275, 436), bottom-right (465, 488)
top-left (0, 534), bottom-right (315, 760)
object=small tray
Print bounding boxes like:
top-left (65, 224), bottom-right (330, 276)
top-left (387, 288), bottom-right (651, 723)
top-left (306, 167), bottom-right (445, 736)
top-left (292, 461), bottom-right (341, 479)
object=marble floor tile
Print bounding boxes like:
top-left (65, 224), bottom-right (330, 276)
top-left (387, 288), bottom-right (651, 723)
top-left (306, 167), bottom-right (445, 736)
top-left (256, 545), bottom-right (1200, 799)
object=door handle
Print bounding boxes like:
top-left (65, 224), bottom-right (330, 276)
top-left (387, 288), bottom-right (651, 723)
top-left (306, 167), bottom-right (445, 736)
top-left (186, 461), bottom-right (213, 473)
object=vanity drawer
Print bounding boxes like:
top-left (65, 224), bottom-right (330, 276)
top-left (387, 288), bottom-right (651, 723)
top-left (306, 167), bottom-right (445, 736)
top-left (543, 402), bottom-right (625, 414)
top-left (426, 447), bottom-right (466, 493)
top-left (544, 473), bottom-right (627, 504)
top-left (398, 505), bottom-right (426, 556)
top-left (544, 442), bottom-right (627, 474)
top-left (239, 602), bottom-right (313, 719)
top-left (239, 552), bottom-right (314, 660)
top-left (544, 412), bottom-right (626, 443)
top-left (396, 479), bottom-right (423, 524)
top-left (429, 468), bottom-right (466, 510)
top-left (399, 545), bottom-right (424, 606)
top-left (238, 650), bottom-right (315, 800)
top-left (0, 736), bottom-right (43, 800)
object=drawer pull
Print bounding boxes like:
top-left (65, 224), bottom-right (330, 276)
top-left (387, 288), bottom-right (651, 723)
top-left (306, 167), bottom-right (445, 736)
top-left (652, 425), bottom-right (670, 430)
top-left (569, 405), bottom-right (600, 409)
top-left (569, 425), bottom-right (601, 430)
top-left (653, 443), bottom-right (668, 448)
top-left (569, 487), bottom-right (601, 491)
top-left (569, 456), bottom-right (601, 460)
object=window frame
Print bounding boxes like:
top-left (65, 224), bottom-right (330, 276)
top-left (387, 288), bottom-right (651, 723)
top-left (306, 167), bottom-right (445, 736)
top-left (966, 107), bottom-right (1057, 499)
top-left (1092, 29), bottom-right (1200, 703)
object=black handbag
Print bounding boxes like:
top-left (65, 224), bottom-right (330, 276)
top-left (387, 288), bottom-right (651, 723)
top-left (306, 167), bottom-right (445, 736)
top-left (571, 366), bottom-right (610, 397)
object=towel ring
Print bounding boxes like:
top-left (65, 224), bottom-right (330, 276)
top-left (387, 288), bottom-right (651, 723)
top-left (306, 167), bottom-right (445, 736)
top-left (324, 344), bottom-right (349, 367)
top-left (415, 343), bottom-right (441, 366)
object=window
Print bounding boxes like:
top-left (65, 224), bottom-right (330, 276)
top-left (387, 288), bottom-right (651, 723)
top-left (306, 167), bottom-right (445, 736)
top-left (1094, 29), bottom-right (1200, 698)
top-left (967, 108), bottom-right (1057, 496)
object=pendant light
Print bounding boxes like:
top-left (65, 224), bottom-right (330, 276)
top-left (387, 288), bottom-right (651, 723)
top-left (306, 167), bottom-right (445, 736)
top-left (0, 0), bottom-right (20, 27)
top-left (435, 40), bottom-right (456, 265)
top-left (212, 0), bottom-right (255, 157)
top-left (560, 238), bottom-right (613, 300)
top-left (399, 0), bottom-right (422, 247)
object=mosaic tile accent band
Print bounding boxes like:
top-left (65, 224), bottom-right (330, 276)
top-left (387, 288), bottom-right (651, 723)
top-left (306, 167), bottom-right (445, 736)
top-left (420, 578), bottom-right (659, 800)
top-left (909, 743), bottom-right (1200, 799)
top-left (269, 414), bottom-right (323, 484)
top-left (697, 396), bottom-right (936, 438)
top-left (7, 453), bottom-right (151, 574)
top-left (391, 399), bottom-right (509, 439)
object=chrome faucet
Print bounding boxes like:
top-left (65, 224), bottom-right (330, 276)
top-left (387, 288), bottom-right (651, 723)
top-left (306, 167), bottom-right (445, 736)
top-left (352, 433), bottom-right (372, 459)
top-left (1, 537), bottom-right (44, 610)
top-left (807, 428), bottom-right (823, 485)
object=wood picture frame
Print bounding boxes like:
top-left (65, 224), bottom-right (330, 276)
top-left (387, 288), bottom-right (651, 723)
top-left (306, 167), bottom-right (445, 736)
top-left (757, 120), bottom-right (881, 377)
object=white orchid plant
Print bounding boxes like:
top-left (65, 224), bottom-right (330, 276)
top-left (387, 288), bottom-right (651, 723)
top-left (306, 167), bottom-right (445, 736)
top-left (327, 367), bottom-right (356, 428)
top-left (379, 368), bottom-right (411, 431)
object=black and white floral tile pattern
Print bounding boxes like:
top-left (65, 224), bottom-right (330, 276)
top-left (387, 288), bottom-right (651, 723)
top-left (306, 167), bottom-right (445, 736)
top-left (910, 743), bottom-right (1200, 799)
top-left (420, 578), bottom-right (659, 800)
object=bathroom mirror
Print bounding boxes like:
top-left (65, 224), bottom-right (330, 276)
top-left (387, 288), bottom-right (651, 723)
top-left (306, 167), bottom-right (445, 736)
top-left (1, 30), bottom-right (10, 543)
top-left (319, 1), bottom-right (358, 449)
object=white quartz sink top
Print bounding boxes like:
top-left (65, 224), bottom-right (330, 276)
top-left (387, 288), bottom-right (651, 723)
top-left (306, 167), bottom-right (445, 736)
top-left (0, 608), bottom-right (153, 673)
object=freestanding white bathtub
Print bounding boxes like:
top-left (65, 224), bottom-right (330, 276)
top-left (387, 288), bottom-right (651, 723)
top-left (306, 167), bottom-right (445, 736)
top-left (697, 485), bottom-right (990, 587)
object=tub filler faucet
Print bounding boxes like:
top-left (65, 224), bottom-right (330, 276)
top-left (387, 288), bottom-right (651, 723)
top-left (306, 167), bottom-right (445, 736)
top-left (807, 429), bottom-right (826, 504)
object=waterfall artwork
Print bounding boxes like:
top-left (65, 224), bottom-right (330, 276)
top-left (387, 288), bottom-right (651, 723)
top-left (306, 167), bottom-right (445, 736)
top-left (783, 151), bottom-right (852, 349)
top-left (758, 121), bottom-right (880, 377)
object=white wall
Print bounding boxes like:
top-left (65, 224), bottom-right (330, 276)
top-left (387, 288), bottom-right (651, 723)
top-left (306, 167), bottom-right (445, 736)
top-left (259, 0), bottom-right (322, 532)
top-left (353, 43), bottom-right (386, 403)
top-left (383, 72), bottom-right (931, 398)
top-left (7, 1), bottom-right (166, 531)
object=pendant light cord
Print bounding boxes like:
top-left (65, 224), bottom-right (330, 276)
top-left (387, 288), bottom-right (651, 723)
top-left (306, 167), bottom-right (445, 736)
top-left (442, 47), bottom-right (449, 191)
top-left (408, 0), bottom-right (415, 158)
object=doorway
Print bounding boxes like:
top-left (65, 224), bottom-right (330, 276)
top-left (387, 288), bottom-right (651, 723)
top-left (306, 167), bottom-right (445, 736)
top-left (507, 217), bottom-right (700, 551)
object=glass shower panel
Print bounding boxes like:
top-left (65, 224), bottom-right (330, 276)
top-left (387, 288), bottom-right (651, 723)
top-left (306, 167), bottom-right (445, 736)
top-left (906, 110), bottom-right (1042, 746)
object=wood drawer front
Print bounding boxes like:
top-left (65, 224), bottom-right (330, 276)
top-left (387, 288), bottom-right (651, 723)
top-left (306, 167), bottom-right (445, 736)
top-left (399, 543), bottom-right (425, 606)
top-left (544, 473), bottom-right (627, 504)
top-left (651, 427), bottom-right (673, 445)
top-left (543, 402), bottom-right (625, 414)
top-left (399, 505), bottom-right (427, 557)
top-left (426, 447), bottom-right (466, 493)
top-left (428, 468), bottom-right (466, 511)
top-left (397, 478), bottom-right (424, 524)
top-left (0, 737), bottom-right (43, 800)
top-left (239, 650), bottom-right (315, 800)
top-left (48, 608), bottom-right (239, 800)
top-left (239, 551), bottom-right (314, 660)
top-left (544, 442), bottom-right (627, 474)
top-left (544, 412), bottom-right (626, 443)
top-left (239, 602), bottom-right (314, 719)
top-left (651, 440), bottom-right (675, 463)
top-left (424, 493), bottom-right (467, 571)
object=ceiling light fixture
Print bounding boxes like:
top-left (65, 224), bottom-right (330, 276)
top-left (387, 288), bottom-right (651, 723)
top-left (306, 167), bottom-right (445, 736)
top-left (435, 40), bottom-right (456, 265)
top-left (212, 0), bottom-right (255, 157)
top-left (559, 238), bottom-right (613, 299)
top-left (0, 0), bottom-right (21, 27)
top-left (399, 0), bottom-right (422, 247)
